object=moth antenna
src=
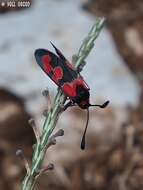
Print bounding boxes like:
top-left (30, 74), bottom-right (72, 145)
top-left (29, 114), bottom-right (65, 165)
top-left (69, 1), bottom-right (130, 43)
top-left (50, 41), bottom-right (66, 61)
top-left (89, 100), bottom-right (109, 108)
top-left (81, 108), bottom-right (89, 150)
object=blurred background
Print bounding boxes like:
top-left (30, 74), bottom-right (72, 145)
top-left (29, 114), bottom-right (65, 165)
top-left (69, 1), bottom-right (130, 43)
top-left (0, 0), bottom-right (143, 189)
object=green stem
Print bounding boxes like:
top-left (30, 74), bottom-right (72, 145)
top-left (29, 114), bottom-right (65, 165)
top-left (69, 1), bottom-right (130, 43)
top-left (21, 17), bottom-right (105, 190)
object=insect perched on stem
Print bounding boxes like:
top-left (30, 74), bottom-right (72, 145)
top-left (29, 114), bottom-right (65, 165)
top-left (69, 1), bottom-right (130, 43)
top-left (35, 42), bottom-right (109, 150)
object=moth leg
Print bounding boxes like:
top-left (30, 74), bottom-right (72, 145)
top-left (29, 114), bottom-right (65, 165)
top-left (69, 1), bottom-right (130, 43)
top-left (63, 100), bottom-right (76, 111)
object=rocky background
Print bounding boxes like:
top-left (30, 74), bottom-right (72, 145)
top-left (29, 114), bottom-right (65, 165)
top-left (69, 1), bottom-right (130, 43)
top-left (0, 0), bottom-right (143, 189)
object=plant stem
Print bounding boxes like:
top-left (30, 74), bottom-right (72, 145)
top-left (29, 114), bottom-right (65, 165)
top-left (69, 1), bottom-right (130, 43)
top-left (21, 17), bottom-right (105, 190)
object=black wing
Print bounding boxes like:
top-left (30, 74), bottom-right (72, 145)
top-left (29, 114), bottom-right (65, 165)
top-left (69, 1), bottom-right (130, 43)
top-left (34, 46), bottom-right (78, 87)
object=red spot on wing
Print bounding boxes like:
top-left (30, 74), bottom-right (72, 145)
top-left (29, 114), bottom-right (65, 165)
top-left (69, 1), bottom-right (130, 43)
top-left (73, 77), bottom-right (89, 90)
top-left (72, 78), bottom-right (84, 88)
top-left (62, 77), bottom-right (89, 97)
top-left (62, 83), bottom-right (76, 97)
top-left (42, 55), bottom-right (52, 73)
top-left (51, 67), bottom-right (63, 83)
top-left (42, 55), bottom-right (51, 64)
top-left (53, 66), bottom-right (63, 80)
top-left (62, 78), bottom-right (83, 97)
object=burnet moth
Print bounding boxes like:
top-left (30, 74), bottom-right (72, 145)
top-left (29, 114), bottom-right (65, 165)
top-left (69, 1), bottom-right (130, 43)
top-left (35, 42), bottom-right (109, 150)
